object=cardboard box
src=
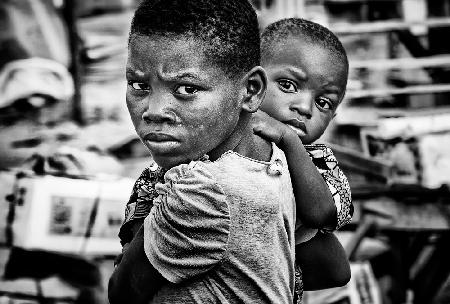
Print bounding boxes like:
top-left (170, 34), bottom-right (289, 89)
top-left (11, 174), bottom-right (134, 255)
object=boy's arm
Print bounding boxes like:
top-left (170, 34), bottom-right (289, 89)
top-left (253, 111), bottom-right (336, 228)
top-left (110, 163), bottom-right (231, 304)
top-left (109, 225), bottom-right (167, 304)
top-left (297, 232), bottom-right (351, 290)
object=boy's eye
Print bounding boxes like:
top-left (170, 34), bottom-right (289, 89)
top-left (277, 79), bottom-right (298, 93)
top-left (128, 81), bottom-right (149, 91)
top-left (174, 85), bottom-right (199, 95)
top-left (316, 97), bottom-right (333, 110)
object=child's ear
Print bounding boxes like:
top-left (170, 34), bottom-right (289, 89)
top-left (240, 66), bottom-right (267, 113)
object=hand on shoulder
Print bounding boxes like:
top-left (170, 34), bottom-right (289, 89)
top-left (252, 110), bottom-right (300, 149)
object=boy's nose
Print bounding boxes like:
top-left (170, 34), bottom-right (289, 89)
top-left (290, 91), bottom-right (313, 119)
top-left (141, 96), bottom-right (177, 124)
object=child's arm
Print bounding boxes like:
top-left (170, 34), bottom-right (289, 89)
top-left (253, 111), bottom-right (336, 228)
top-left (297, 232), bottom-right (351, 290)
top-left (296, 144), bottom-right (353, 290)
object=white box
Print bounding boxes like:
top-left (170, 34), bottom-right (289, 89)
top-left (11, 175), bottom-right (134, 255)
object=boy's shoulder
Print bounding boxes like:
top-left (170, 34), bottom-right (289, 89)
top-left (160, 144), bottom-right (293, 207)
top-left (205, 143), bottom-right (288, 178)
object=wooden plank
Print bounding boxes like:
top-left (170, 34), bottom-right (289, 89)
top-left (332, 17), bottom-right (450, 34)
top-left (350, 55), bottom-right (450, 70)
top-left (325, 142), bottom-right (394, 179)
top-left (346, 83), bottom-right (450, 99)
top-left (359, 198), bottom-right (450, 231)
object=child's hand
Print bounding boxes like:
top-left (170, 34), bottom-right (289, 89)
top-left (252, 110), bottom-right (297, 146)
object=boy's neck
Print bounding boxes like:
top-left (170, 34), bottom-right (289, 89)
top-left (208, 115), bottom-right (272, 162)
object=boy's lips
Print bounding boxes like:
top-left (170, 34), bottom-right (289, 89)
top-left (285, 119), bottom-right (307, 136)
top-left (144, 132), bottom-right (178, 142)
top-left (143, 132), bottom-right (180, 152)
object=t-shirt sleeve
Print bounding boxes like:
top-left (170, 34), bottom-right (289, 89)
top-left (305, 144), bottom-right (354, 231)
top-left (143, 162), bottom-right (230, 283)
top-left (118, 163), bottom-right (166, 246)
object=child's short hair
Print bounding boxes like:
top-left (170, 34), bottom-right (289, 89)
top-left (261, 18), bottom-right (348, 70)
top-left (130, 0), bottom-right (260, 78)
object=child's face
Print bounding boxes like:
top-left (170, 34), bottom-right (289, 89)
top-left (260, 38), bottom-right (347, 144)
top-left (126, 35), bottom-right (243, 168)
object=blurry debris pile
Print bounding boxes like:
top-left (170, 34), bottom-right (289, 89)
top-left (0, 0), bottom-right (148, 179)
top-left (361, 111), bottom-right (450, 188)
top-left (0, 0), bottom-right (73, 125)
top-left (78, 11), bottom-right (132, 83)
top-left (0, 58), bottom-right (74, 126)
top-left (0, 0), bottom-right (71, 67)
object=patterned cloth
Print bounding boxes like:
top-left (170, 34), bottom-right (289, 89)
top-left (118, 144), bottom-right (353, 303)
top-left (304, 144), bottom-right (353, 231)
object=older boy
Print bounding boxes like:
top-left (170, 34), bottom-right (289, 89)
top-left (109, 0), bottom-right (300, 303)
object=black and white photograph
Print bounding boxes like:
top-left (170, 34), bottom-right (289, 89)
top-left (0, 0), bottom-right (450, 303)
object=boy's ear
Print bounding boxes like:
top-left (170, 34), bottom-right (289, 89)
top-left (240, 66), bottom-right (267, 113)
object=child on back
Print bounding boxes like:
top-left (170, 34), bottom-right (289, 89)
top-left (254, 17), bottom-right (354, 302)
top-left (110, 0), bottom-right (299, 303)
top-left (114, 11), bottom-right (354, 304)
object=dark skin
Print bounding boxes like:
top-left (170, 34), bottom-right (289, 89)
top-left (253, 111), bottom-right (337, 229)
top-left (109, 225), bottom-right (166, 304)
top-left (253, 111), bottom-right (350, 290)
top-left (297, 232), bottom-right (350, 290)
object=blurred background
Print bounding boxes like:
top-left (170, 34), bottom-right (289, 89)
top-left (0, 0), bottom-right (450, 303)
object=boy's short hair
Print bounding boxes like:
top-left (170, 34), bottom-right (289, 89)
top-left (261, 18), bottom-right (348, 70)
top-left (130, 0), bottom-right (260, 78)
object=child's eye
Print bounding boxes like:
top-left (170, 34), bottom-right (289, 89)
top-left (316, 97), bottom-right (333, 110)
top-left (277, 79), bottom-right (298, 93)
top-left (174, 85), bottom-right (199, 95)
top-left (128, 81), bottom-right (149, 91)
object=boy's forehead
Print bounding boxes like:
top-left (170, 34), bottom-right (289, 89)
top-left (127, 34), bottom-right (215, 76)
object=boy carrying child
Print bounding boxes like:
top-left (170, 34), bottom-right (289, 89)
top-left (109, 1), bottom-right (353, 303)
top-left (110, 0), bottom-right (298, 303)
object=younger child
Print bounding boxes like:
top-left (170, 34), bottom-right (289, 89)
top-left (255, 18), bottom-right (354, 302)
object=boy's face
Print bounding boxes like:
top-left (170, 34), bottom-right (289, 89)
top-left (260, 37), bottom-right (347, 144)
top-left (126, 35), bottom-right (243, 168)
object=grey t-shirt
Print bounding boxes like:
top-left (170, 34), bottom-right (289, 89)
top-left (143, 144), bottom-right (297, 303)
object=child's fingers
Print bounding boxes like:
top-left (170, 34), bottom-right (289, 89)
top-left (253, 123), bottom-right (283, 143)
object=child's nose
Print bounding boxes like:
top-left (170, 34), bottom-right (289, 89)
top-left (290, 91), bottom-right (313, 119)
top-left (141, 95), bottom-right (177, 124)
